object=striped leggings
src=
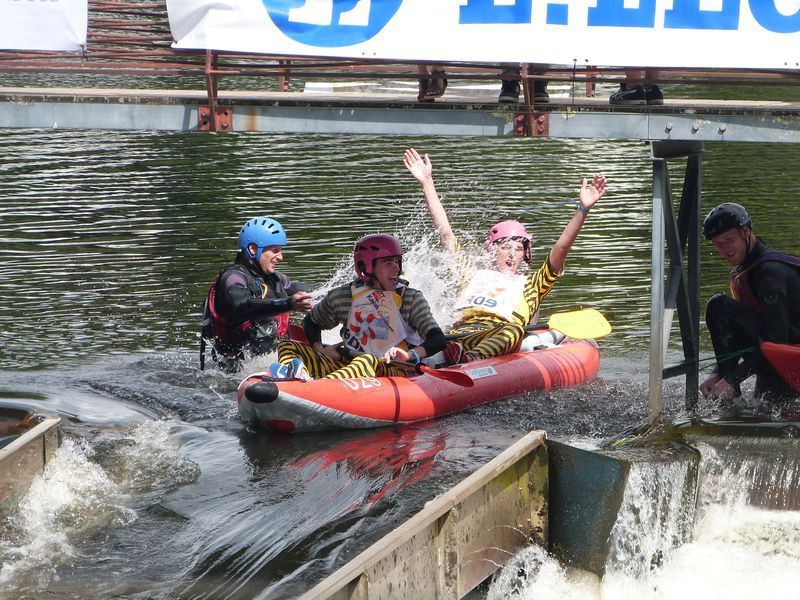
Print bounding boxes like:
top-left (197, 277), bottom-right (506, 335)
top-left (278, 340), bottom-right (406, 379)
top-left (450, 322), bottom-right (525, 361)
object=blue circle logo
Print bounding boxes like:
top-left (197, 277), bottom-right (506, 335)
top-left (263, 0), bottom-right (403, 47)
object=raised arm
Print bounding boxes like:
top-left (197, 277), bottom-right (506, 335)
top-left (403, 148), bottom-right (457, 251)
top-left (548, 174), bottom-right (607, 273)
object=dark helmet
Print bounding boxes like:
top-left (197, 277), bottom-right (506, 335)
top-left (702, 203), bottom-right (752, 240)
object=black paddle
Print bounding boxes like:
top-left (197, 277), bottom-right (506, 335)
top-left (343, 347), bottom-right (474, 387)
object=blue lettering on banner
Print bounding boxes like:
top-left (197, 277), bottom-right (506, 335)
top-left (588, 0), bottom-right (657, 28)
top-left (546, 3), bottom-right (569, 25)
top-left (263, 0), bottom-right (403, 46)
top-left (664, 0), bottom-right (740, 30)
top-left (459, 0), bottom-right (799, 32)
top-left (749, 0), bottom-right (800, 32)
top-left (460, 0), bottom-right (531, 24)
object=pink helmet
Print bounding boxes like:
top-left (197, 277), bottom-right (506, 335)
top-left (353, 234), bottom-right (404, 282)
top-left (487, 220), bottom-right (532, 263)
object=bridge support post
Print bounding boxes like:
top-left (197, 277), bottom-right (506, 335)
top-left (649, 141), bottom-right (704, 420)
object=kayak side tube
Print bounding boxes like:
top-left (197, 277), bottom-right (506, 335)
top-left (238, 339), bottom-right (600, 433)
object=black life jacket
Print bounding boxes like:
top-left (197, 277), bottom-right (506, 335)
top-left (201, 265), bottom-right (289, 360)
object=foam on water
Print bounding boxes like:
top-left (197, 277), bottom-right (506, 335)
top-left (488, 441), bottom-right (800, 600)
top-left (0, 420), bottom-right (198, 593)
top-left (102, 420), bottom-right (201, 496)
top-left (0, 439), bottom-right (134, 588)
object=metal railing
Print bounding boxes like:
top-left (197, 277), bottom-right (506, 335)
top-left (4, 1), bottom-right (800, 86)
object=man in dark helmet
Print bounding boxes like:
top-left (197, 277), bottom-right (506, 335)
top-left (200, 217), bottom-right (314, 373)
top-left (700, 203), bottom-right (800, 410)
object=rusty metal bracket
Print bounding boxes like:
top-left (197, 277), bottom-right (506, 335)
top-left (513, 64), bottom-right (550, 136)
top-left (202, 49), bottom-right (234, 132)
top-left (198, 106), bottom-right (233, 132)
top-left (278, 59), bottom-right (291, 92)
top-left (513, 111), bottom-right (549, 136)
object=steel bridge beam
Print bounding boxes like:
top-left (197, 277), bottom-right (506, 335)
top-left (2, 88), bottom-right (800, 142)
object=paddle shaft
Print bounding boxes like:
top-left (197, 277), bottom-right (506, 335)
top-left (446, 323), bottom-right (547, 341)
top-left (342, 346), bottom-right (421, 370)
top-left (343, 347), bottom-right (474, 386)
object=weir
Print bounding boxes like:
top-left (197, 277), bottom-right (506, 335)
top-left (300, 431), bottom-right (549, 600)
top-left (0, 407), bottom-right (62, 514)
top-left (304, 422), bottom-right (800, 598)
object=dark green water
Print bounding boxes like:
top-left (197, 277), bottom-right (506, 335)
top-left (0, 130), bottom-right (798, 598)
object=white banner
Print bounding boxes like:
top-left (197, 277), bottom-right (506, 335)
top-left (167, 0), bottom-right (800, 70)
top-left (0, 0), bottom-right (88, 51)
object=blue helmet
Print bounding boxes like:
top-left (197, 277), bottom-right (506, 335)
top-left (238, 218), bottom-right (287, 261)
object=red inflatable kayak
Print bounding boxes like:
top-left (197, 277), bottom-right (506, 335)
top-left (237, 339), bottom-right (600, 433)
top-left (761, 341), bottom-right (800, 393)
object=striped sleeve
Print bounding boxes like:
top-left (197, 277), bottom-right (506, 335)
top-left (523, 258), bottom-right (561, 321)
top-left (402, 288), bottom-right (441, 339)
top-left (308, 284), bottom-right (353, 330)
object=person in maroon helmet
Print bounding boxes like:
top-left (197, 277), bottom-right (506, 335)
top-left (274, 233), bottom-right (446, 381)
top-left (403, 147), bottom-right (606, 364)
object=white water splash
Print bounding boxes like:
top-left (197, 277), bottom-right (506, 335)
top-left (0, 420), bottom-right (199, 592)
top-left (605, 459), bottom-right (695, 579)
top-left (311, 230), bottom-right (497, 332)
top-left (105, 420), bottom-right (200, 495)
top-left (488, 442), bottom-right (800, 600)
top-left (487, 545), bottom-right (599, 600)
top-left (0, 439), bottom-right (135, 587)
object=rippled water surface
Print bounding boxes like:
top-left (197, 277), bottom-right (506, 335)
top-left (1, 129), bottom-right (799, 598)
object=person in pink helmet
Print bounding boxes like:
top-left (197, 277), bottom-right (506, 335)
top-left (403, 147), bottom-right (607, 364)
top-left (274, 233), bottom-right (447, 380)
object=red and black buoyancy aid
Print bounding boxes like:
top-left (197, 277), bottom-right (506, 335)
top-left (730, 251), bottom-right (800, 313)
top-left (202, 265), bottom-right (289, 348)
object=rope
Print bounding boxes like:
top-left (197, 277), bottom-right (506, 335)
top-left (697, 346), bottom-right (756, 369)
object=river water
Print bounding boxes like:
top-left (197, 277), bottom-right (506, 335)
top-left (1, 129), bottom-right (799, 598)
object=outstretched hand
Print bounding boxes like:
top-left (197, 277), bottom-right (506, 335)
top-left (403, 148), bottom-right (433, 185)
top-left (699, 373), bottom-right (721, 398)
top-left (578, 174), bottom-right (608, 211)
top-left (290, 291), bottom-right (314, 313)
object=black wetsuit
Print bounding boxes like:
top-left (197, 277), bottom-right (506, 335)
top-left (203, 252), bottom-right (312, 370)
top-left (706, 239), bottom-right (800, 401)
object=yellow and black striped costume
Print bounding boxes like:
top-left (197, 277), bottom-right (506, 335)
top-left (278, 281), bottom-right (441, 380)
top-left (450, 252), bottom-right (561, 361)
top-left (278, 339), bottom-right (405, 379)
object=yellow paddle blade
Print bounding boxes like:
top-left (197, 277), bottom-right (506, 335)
top-left (547, 309), bottom-right (611, 339)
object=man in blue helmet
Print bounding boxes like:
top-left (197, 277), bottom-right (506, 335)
top-left (201, 217), bottom-right (314, 372)
top-left (699, 203), bottom-right (800, 411)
